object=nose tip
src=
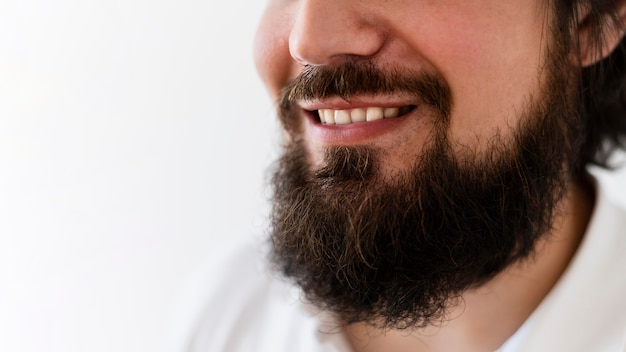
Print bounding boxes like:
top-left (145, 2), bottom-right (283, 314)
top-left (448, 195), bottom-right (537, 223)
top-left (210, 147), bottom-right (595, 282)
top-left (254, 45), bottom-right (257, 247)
top-left (288, 0), bottom-right (385, 66)
top-left (288, 34), bottom-right (329, 66)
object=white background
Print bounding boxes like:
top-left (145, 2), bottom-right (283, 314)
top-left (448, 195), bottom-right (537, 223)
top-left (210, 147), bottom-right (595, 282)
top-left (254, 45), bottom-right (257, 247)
top-left (0, 1), bottom-right (273, 351)
top-left (1, 1), bottom-right (626, 352)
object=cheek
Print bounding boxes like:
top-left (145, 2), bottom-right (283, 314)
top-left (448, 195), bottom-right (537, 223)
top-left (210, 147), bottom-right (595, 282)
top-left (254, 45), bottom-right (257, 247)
top-left (254, 9), bottom-right (295, 100)
top-left (412, 14), bottom-right (546, 136)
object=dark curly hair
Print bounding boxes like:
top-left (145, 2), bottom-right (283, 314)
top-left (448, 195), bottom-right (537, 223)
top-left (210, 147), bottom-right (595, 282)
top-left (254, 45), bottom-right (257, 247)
top-left (560, 0), bottom-right (626, 168)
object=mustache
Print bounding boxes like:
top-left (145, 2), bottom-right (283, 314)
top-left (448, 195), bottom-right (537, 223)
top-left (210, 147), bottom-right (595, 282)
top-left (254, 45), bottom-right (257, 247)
top-left (279, 61), bottom-right (453, 120)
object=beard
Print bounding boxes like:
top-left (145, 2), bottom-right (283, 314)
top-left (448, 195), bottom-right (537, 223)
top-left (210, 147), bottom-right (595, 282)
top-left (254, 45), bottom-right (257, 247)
top-left (269, 29), bottom-right (584, 329)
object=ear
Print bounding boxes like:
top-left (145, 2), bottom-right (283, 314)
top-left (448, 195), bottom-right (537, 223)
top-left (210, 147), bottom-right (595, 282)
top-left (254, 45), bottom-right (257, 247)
top-left (574, 0), bottom-right (626, 67)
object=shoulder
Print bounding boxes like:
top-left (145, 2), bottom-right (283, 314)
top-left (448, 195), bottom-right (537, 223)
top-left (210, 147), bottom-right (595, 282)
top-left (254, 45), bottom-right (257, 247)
top-left (513, 171), bottom-right (626, 351)
top-left (185, 242), bottom-right (348, 352)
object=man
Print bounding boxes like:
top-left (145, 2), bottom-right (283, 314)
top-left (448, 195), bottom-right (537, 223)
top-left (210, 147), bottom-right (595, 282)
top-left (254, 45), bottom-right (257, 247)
top-left (190, 0), bottom-right (626, 351)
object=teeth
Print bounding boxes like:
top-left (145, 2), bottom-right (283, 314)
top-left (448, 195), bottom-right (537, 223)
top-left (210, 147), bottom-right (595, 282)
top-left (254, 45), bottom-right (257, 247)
top-left (366, 107), bottom-right (384, 122)
top-left (320, 109), bottom-right (335, 124)
top-left (318, 106), bottom-right (410, 125)
top-left (384, 107), bottom-right (399, 118)
top-left (351, 108), bottom-right (366, 123)
top-left (334, 110), bottom-right (351, 125)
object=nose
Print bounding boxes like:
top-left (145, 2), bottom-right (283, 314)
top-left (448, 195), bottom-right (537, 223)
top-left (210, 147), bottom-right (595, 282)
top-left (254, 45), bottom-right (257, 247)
top-left (288, 0), bottom-right (386, 66)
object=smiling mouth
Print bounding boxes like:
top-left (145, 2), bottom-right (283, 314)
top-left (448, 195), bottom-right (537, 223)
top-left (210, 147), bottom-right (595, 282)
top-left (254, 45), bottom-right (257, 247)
top-left (314, 105), bottom-right (416, 125)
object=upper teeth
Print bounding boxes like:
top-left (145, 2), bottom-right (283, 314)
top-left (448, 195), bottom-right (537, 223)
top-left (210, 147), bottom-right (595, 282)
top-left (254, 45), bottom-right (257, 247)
top-left (319, 107), bottom-right (401, 125)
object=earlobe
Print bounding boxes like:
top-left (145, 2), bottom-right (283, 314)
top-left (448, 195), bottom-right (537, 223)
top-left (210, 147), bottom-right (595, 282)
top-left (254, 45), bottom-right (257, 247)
top-left (574, 0), bottom-right (626, 67)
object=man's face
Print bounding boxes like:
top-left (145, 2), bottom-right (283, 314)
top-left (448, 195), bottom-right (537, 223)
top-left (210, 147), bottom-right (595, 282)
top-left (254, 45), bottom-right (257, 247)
top-left (256, 0), bottom-right (555, 177)
top-left (256, 0), bottom-right (582, 328)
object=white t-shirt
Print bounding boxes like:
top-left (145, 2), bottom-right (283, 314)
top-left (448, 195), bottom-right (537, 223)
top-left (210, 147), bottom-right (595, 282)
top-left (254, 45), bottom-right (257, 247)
top-left (187, 177), bottom-right (626, 352)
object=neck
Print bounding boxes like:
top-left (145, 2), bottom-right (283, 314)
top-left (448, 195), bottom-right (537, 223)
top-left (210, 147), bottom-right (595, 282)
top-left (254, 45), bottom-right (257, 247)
top-left (344, 177), bottom-right (595, 352)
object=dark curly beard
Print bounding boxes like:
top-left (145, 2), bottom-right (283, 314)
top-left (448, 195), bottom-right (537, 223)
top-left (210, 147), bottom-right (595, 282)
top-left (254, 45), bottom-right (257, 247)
top-left (269, 29), bottom-right (583, 330)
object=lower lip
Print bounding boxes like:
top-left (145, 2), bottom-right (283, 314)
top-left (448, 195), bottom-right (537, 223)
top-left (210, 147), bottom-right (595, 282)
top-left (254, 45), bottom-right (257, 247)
top-left (304, 110), bottom-right (411, 145)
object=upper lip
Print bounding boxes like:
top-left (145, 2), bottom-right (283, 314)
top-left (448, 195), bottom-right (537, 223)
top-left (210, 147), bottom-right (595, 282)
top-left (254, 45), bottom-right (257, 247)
top-left (298, 95), bottom-right (420, 112)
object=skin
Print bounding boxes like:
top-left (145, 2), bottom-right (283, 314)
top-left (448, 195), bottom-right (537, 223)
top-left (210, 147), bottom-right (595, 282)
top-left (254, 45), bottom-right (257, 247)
top-left (253, 0), bottom-right (612, 350)
top-left (255, 0), bottom-right (552, 175)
